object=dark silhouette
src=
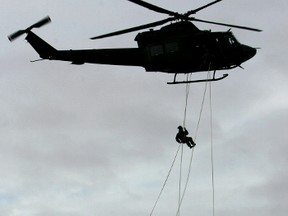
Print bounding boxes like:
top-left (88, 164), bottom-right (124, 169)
top-left (176, 126), bottom-right (196, 149)
top-left (9, 0), bottom-right (260, 85)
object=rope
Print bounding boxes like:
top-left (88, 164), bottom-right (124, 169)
top-left (149, 144), bottom-right (181, 216)
top-left (195, 71), bottom-right (210, 140)
top-left (175, 148), bottom-right (194, 216)
top-left (183, 73), bottom-right (192, 127)
top-left (150, 67), bottom-right (215, 216)
top-left (178, 144), bottom-right (184, 216)
top-left (209, 72), bottom-right (215, 216)
top-left (175, 71), bottom-right (210, 216)
top-left (178, 73), bottom-right (192, 216)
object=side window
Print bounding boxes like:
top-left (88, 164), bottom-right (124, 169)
top-left (149, 45), bottom-right (164, 56)
top-left (165, 42), bottom-right (179, 53)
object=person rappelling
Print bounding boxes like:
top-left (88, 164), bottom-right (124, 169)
top-left (176, 126), bottom-right (196, 149)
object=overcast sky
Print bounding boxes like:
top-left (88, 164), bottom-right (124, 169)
top-left (1, 0), bottom-right (288, 216)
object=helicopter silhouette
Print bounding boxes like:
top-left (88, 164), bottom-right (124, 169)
top-left (8, 0), bottom-right (261, 84)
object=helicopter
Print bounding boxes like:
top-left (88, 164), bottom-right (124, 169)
top-left (8, 0), bottom-right (261, 84)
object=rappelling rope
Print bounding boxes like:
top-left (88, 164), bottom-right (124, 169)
top-left (176, 71), bottom-right (211, 216)
top-left (178, 74), bottom-right (192, 216)
top-left (150, 68), bottom-right (215, 216)
top-left (178, 144), bottom-right (184, 216)
top-left (209, 72), bottom-right (215, 216)
top-left (149, 73), bottom-right (194, 216)
top-left (182, 73), bottom-right (192, 127)
top-left (149, 144), bottom-right (181, 216)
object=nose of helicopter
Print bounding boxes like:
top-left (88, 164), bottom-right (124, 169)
top-left (242, 45), bottom-right (257, 62)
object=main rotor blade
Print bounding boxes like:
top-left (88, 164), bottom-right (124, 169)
top-left (91, 18), bottom-right (173, 40)
top-left (186, 0), bottom-right (223, 16)
top-left (128, 0), bottom-right (178, 17)
top-left (191, 18), bottom-right (262, 32)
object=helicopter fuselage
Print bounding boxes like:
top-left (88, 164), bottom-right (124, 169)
top-left (25, 21), bottom-right (256, 75)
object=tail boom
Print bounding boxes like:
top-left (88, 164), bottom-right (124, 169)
top-left (26, 32), bottom-right (143, 67)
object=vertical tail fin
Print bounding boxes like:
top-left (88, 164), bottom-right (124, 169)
top-left (25, 31), bottom-right (57, 59)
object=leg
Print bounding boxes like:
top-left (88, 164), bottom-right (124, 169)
top-left (187, 137), bottom-right (196, 147)
top-left (185, 142), bottom-right (193, 149)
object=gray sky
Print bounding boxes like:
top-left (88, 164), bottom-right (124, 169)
top-left (1, 0), bottom-right (288, 216)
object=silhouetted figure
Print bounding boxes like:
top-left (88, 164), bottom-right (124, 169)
top-left (176, 126), bottom-right (196, 149)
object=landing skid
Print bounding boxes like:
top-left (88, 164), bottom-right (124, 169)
top-left (167, 71), bottom-right (228, 85)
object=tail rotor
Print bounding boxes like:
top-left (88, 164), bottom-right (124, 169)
top-left (8, 16), bottom-right (51, 42)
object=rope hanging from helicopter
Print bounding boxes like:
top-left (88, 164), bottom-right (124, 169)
top-left (176, 71), bottom-right (210, 216)
top-left (177, 74), bottom-right (193, 216)
top-left (208, 72), bottom-right (216, 216)
top-left (149, 66), bottom-right (216, 216)
top-left (182, 71), bottom-right (216, 216)
top-left (176, 70), bottom-right (216, 216)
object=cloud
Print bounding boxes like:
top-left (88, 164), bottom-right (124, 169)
top-left (1, 0), bottom-right (288, 215)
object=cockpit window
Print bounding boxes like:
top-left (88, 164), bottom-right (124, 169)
top-left (228, 36), bottom-right (237, 46)
top-left (220, 34), bottom-right (239, 48)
